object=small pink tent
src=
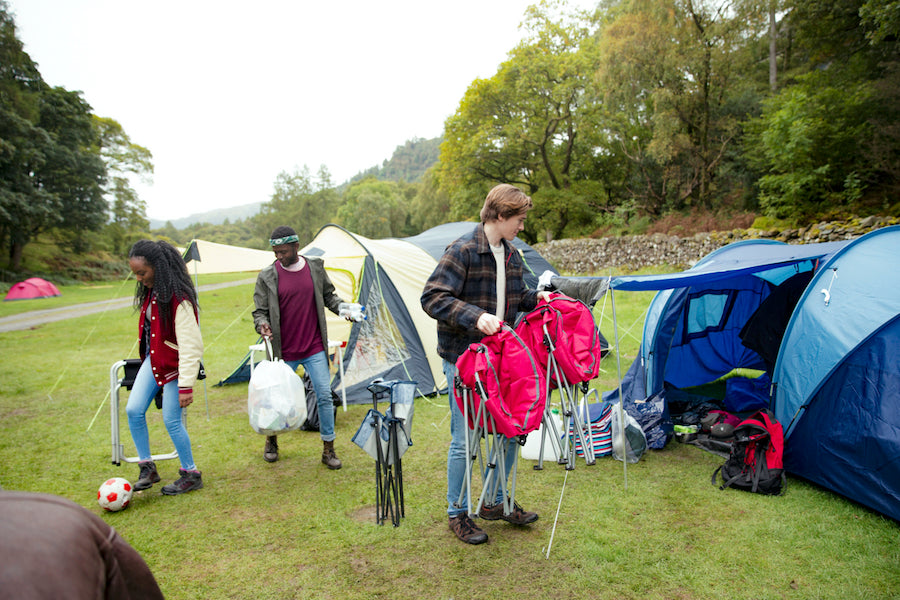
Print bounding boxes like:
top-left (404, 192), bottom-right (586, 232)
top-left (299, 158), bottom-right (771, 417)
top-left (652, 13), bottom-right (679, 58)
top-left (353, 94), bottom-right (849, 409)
top-left (4, 277), bottom-right (61, 301)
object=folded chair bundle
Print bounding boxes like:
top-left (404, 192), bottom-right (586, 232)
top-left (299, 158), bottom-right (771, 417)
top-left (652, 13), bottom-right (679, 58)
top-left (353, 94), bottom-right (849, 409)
top-left (454, 325), bottom-right (546, 438)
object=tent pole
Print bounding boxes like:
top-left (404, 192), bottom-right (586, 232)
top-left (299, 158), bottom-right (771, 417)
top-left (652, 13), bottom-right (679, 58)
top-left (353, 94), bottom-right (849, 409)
top-left (609, 276), bottom-right (627, 491)
top-left (192, 260), bottom-right (210, 421)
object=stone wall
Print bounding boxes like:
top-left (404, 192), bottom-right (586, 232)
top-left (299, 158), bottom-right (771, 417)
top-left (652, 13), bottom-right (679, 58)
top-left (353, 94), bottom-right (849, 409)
top-left (533, 215), bottom-right (899, 275)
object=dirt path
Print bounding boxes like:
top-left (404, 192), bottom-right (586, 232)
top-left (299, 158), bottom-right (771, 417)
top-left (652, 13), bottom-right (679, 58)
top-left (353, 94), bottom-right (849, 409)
top-left (0, 278), bottom-right (257, 333)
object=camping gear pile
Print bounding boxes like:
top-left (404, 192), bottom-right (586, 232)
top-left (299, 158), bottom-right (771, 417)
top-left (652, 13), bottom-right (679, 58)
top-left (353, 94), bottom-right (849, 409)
top-left (587, 225), bottom-right (900, 522)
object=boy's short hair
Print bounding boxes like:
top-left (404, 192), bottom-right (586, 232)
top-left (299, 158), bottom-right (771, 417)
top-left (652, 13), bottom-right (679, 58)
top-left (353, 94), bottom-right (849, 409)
top-left (480, 184), bottom-right (533, 223)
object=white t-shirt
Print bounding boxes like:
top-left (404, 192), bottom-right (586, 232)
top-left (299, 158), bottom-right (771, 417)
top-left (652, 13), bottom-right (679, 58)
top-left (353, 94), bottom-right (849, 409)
top-left (490, 243), bottom-right (506, 323)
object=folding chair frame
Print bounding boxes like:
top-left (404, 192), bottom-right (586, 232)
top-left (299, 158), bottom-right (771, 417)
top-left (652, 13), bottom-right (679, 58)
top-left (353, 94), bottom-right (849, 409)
top-left (109, 359), bottom-right (182, 466)
top-left (455, 377), bottom-right (521, 519)
top-left (532, 321), bottom-right (596, 470)
top-left (366, 381), bottom-right (408, 527)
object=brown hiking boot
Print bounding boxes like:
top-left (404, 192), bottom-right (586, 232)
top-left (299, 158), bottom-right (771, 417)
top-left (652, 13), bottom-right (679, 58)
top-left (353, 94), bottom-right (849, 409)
top-left (161, 469), bottom-right (203, 495)
top-left (322, 440), bottom-right (342, 470)
top-left (479, 501), bottom-right (539, 525)
top-left (449, 513), bottom-right (488, 545)
top-left (263, 435), bottom-right (278, 463)
top-left (134, 460), bottom-right (161, 491)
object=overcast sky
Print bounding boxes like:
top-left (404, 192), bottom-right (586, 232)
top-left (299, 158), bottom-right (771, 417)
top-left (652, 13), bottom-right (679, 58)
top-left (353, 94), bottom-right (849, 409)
top-left (9, 0), bottom-right (595, 221)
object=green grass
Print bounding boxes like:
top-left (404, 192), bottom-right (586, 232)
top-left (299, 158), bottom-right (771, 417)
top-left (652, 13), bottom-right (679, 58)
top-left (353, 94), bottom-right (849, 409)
top-left (1, 275), bottom-right (898, 600)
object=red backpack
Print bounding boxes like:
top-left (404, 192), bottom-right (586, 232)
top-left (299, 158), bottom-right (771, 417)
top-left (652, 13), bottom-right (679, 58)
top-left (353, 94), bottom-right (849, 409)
top-left (454, 325), bottom-right (546, 438)
top-left (712, 409), bottom-right (786, 495)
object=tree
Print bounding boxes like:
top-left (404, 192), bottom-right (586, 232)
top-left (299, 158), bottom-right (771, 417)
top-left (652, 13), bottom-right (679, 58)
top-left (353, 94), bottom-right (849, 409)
top-left (0, 1), bottom-right (51, 268)
top-left (596, 0), bottom-right (762, 216)
top-left (745, 0), bottom-right (900, 218)
top-left (95, 116), bottom-right (153, 254)
top-left (36, 86), bottom-right (106, 254)
top-left (408, 166), bottom-right (452, 232)
top-left (335, 178), bottom-right (407, 238)
top-left (254, 166), bottom-right (339, 246)
top-left (438, 1), bottom-right (609, 239)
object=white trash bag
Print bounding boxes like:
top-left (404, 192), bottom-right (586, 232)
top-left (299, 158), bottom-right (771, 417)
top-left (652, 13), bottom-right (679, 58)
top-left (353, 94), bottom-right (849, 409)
top-left (248, 348), bottom-right (307, 435)
top-left (611, 402), bottom-right (648, 464)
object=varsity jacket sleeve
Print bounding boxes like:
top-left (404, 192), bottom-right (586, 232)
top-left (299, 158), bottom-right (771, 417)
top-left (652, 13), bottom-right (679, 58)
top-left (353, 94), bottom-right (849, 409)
top-left (174, 300), bottom-right (204, 390)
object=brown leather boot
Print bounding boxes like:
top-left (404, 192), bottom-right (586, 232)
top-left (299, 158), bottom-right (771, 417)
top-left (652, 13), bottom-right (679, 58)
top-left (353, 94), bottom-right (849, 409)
top-left (263, 435), bottom-right (278, 462)
top-left (322, 440), bottom-right (342, 470)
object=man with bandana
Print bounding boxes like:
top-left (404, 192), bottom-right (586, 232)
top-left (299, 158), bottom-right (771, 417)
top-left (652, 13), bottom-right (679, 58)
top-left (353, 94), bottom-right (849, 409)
top-left (252, 226), bottom-right (348, 469)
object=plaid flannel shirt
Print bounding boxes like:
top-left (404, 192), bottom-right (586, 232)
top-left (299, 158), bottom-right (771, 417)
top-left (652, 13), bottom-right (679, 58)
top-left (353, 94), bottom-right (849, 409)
top-left (421, 223), bottom-right (539, 363)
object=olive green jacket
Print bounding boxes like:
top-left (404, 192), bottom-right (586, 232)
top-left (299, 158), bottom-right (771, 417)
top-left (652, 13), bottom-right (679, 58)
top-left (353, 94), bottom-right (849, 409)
top-left (252, 256), bottom-right (343, 359)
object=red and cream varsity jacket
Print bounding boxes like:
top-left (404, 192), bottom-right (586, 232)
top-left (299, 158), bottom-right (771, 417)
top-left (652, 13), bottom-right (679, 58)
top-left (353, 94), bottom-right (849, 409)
top-left (138, 293), bottom-right (204, 395)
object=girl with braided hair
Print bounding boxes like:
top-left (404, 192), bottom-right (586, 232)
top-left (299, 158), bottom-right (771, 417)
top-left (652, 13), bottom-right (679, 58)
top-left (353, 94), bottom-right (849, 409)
top-left (126, 240), bottom-right (205, 495)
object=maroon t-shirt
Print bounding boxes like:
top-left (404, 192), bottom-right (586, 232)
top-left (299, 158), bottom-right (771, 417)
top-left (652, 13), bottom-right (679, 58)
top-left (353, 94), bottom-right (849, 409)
top-left (277, 262), bottom-right (325, 361)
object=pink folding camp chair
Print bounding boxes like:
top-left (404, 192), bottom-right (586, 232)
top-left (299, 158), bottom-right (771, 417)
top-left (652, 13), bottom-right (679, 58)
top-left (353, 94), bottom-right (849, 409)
top-left (454, 324), bottom-right (546, 518)
top-left (516, 293), bottom-right (609, 469)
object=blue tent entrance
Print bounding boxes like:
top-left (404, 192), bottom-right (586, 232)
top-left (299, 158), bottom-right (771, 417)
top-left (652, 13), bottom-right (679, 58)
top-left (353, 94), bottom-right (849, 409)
top-left (602, 226), bottom-right (900, 521)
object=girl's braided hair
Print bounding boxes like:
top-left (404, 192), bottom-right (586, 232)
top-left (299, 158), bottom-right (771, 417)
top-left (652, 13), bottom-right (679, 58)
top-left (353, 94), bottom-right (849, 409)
top-left (129, 240), bottom-right (198, 327)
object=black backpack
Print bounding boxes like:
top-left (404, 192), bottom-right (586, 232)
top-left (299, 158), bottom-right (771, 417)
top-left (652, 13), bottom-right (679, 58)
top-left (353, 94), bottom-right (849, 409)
top-left (299, 371), bottom-right (340, 432)
top-left (711, 409), bottom-right (786, 495)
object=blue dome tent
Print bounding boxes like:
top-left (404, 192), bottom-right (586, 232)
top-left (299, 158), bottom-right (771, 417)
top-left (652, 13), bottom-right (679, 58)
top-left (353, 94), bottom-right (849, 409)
top-left (597, 226), bottom-right (900, 521)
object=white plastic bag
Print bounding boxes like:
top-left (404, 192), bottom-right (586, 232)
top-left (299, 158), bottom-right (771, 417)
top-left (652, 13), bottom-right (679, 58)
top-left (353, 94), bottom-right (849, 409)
top-left (611, 402), bottom-right (648, 463)
top-left (248, 357), bottom-right (307, 435)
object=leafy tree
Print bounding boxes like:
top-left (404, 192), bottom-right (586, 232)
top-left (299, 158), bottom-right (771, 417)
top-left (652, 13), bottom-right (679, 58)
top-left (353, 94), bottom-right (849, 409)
top-left (0, 1), bottom-right (51, 268)
top-left (94, 116), bottom-right (153, 254)
top-left (35, 86), bottom-right (106, 254)
top-left (335, 178), bottom-right (407, 238)
top-left (408, 166), bottom-right (452, 232)
top-left (597, 0), bottom-right (761, 216)
top-left (860, 0), bottom-right (900, 43)
top-left (253, 166), bottom-right (339, 246)
top-left (747, 76), bottom-right (875, 219)
top-left (0, 4), bottom-right (109, 265)
top-left (745, 0), bottom-right (900, 218)
top-left (438, 1), bottom-right (607, 239)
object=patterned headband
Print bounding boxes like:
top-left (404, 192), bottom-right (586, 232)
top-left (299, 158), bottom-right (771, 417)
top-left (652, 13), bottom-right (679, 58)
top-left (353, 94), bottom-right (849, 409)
top-left (269, 234), bottom-right (299, 246)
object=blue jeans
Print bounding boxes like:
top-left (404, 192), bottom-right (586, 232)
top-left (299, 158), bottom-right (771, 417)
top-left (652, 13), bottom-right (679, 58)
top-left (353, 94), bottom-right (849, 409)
top-left (286, 350), bottom-right (335, 442)
top-left (126, 357), bottom-right (196, 470)
top-left (444, 359), bottom-right (517, 517)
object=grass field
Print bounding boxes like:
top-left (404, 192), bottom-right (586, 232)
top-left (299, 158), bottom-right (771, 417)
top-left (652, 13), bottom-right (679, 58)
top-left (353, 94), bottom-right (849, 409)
top-left (1, 274), bottom-right (897, 600)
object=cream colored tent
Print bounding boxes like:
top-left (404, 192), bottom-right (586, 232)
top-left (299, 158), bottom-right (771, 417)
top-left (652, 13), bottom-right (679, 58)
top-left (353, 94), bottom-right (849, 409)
top-left (301, 225), bottom-right (442, 402)
top-left (183, 239), bottom-right (274, 274)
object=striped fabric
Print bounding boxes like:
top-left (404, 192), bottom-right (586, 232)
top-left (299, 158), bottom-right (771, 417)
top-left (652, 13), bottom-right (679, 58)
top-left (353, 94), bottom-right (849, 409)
top-left (569, 403), bottom-right (613, 458)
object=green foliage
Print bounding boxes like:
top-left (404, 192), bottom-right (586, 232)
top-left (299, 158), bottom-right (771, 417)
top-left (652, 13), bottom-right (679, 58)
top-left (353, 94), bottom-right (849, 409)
top-left (348, 137), bottom-right (441, 185)
top-left (408, 166), bottom-right (451, 232)
top-left (0, 4), bottom-right (152, 269)
top-left (748, 74), bottom-right (876, 219)
top-left (5, 0), bottom-right (900, 271)
top-left (335, 178), bottom-right (411, 238)
top-left (252, 166), bottom-right (339, 247)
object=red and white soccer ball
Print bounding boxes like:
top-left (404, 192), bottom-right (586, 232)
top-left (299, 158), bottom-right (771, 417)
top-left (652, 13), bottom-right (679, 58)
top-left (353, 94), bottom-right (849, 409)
top-left (97, 477), bottom-right (133, 512)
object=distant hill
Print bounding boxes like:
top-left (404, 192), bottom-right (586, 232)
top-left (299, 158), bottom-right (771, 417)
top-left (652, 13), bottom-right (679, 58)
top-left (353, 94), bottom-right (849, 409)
top-left (150, 136), bottom-right (442, 229)
top-left (149, 202), bottom-right (264, 230)
top-left (347, 137), bottom-right (441, 186)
